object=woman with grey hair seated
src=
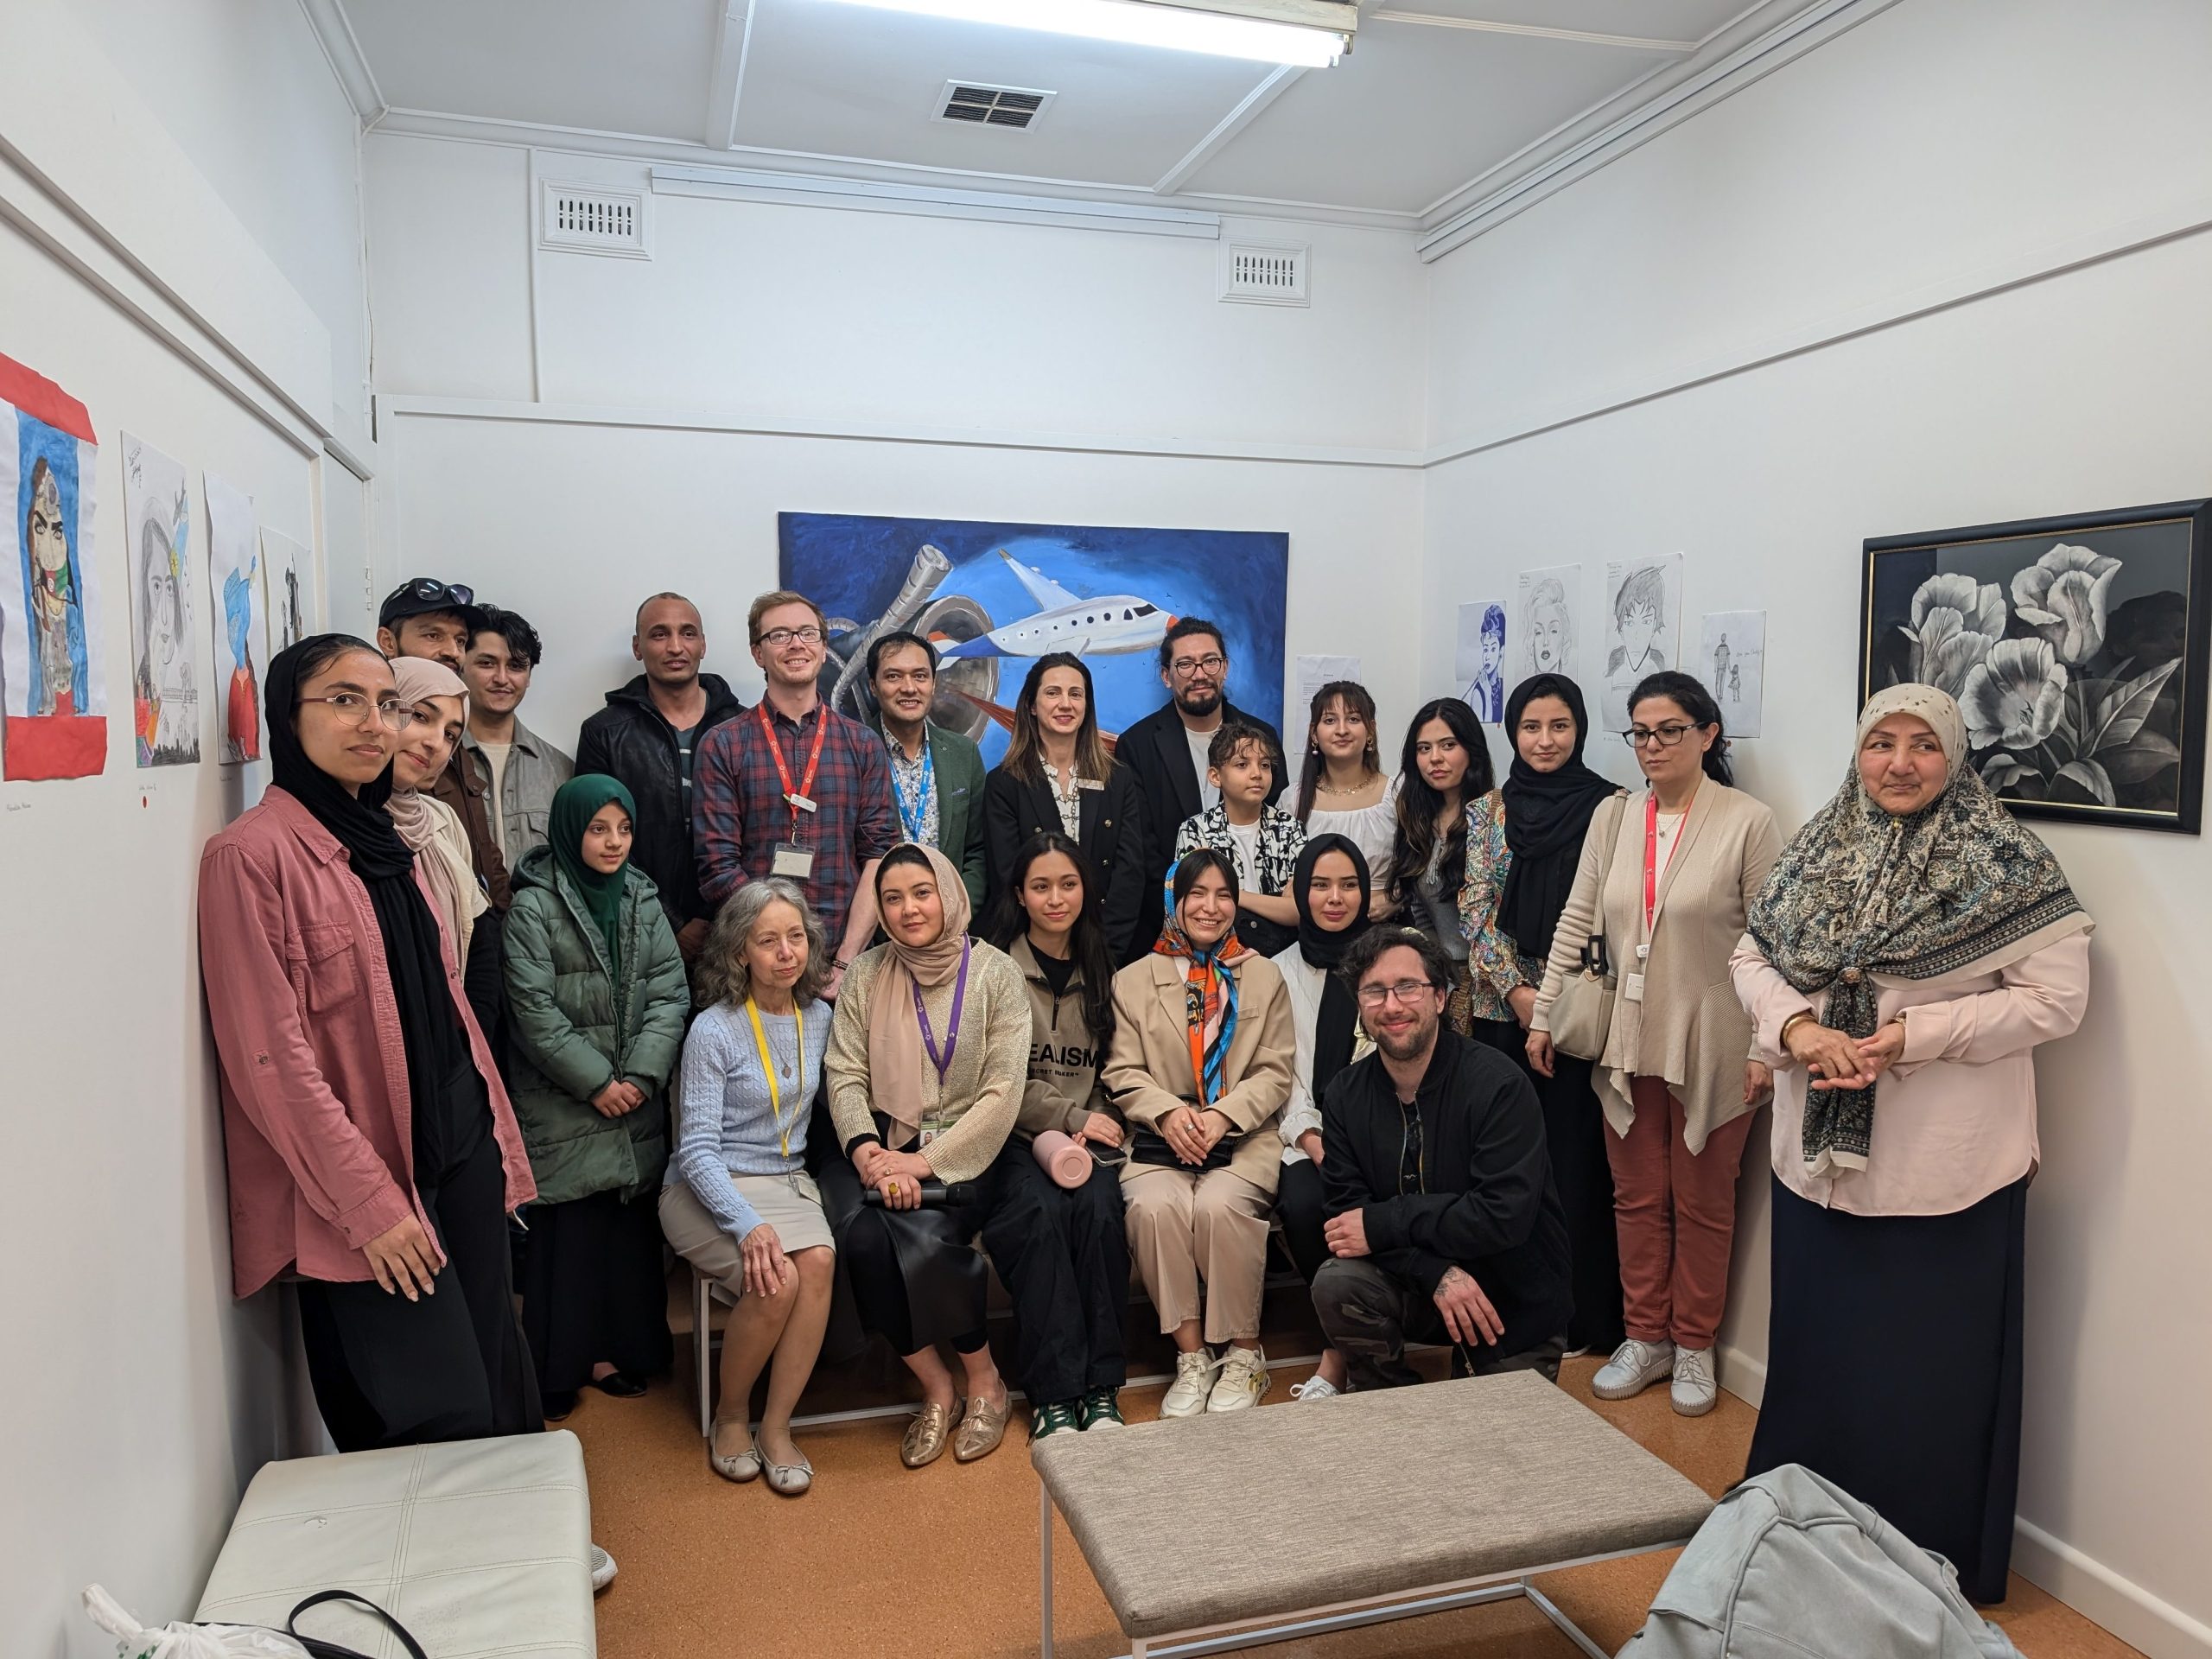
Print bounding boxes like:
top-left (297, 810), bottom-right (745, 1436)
top-left (661, 877), bottom-right (836, 1495)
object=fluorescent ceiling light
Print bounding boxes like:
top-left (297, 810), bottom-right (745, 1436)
top-left (816, 0), bottom-right (1349, 67)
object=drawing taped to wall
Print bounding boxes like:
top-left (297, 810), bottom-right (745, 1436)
top-left (204, 472), bottom-right (264, 765)
top-left (1456, 601), bottom-right (1507, 722)
top-left (1516, 564), bottom-right (1580, 687)
top-left (0, 353), bottom-right (107, 780)
top-left (1700, 610), bottom-right (1765, 740)
top-left (121, 432), bottom-right (200, 767)
top-left (779, 512), bottom-right (1288, 767)
top-left (262, 528), bottom-right (312, 654)
top-left (1602, 552), bottom-right (1684, 733)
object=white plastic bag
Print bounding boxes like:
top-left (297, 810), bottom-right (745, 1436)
top-left (83, 1586), bottom-right (310, 1659)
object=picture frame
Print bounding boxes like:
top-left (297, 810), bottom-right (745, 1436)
top-left (1860, 498), bottom-right (2212, 834)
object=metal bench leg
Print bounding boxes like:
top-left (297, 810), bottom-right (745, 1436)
top-left (1039, 1483), bottom-right (1055, 1659)
top-left (1521, 1580), bottom-right (1610, 1659)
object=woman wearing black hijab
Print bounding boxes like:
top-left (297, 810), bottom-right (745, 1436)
top-left (1459, 673), bottom-right (1625, 1353)
top-left (1268, 833), bottom-right (1373, 1400)
top-left (199, 635), bottom-right (543, 1452)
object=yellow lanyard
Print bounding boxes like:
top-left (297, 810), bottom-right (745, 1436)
top-left (745, 997), bottom-right (805, 1160)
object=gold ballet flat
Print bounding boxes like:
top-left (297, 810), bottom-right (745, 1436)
top-left (953, 1389), bottom-right (1010, 1463)
top-left (901, 1399), bottom-right (959, 1468)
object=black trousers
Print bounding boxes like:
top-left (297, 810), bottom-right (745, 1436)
top-left (518, 1186), bottom-right (674, 1395)
top-left (1745, 1174), bottom-right (2026, 1605)
top-left (981, 1143), bottom-right (1128, 1405)
top-left (819, 1152), bottom-right (990, 1356)
top-left (298, 1124), bottom-right (543, 1452)
top-left (1275, 1154), bottom-right (1330, 1285)
top-left (1311, 1255), bottom-right (1565, 1392)
top-left (1470, 1017), bottom-right (1623, 1354)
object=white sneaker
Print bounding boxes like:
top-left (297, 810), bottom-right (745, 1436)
top-left (1592, 1338), bottom-right (1675, 1400)
top-left (589, 1545), bottom-right (617, 1593)
top-left (1287, 1374), bottom-right (1340, 1402)
top-left (1671, 1345), bottom-right (1718, 1417)
top-left (1208, 1345), bottom-right (1270, 1414)
top-left (1160, 1348), bottom-right (1217, 1418)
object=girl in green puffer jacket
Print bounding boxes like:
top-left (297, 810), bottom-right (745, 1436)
top-left (505, 774), bottom-right (690, 1418)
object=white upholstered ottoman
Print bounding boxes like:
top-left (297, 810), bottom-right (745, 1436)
top-left (194, 1431), bottom-right (596, 1658)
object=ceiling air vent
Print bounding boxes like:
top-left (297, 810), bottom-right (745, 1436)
top-left (935, 81), bottom-right (1056, 130)
top-left (538, 180), bottom-right (651, 259)
top-left (1219, 240), bottom-right (1310, 307)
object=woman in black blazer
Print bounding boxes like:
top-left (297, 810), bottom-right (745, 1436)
top-left (983, 653), bottom-right (1148, 963)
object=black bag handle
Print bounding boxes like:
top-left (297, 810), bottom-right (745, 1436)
top-left (286, 1590), bottom-right (430, 1659)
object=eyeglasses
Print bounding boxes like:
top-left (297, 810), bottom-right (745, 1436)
top-left (1169, 653), bottom-right (1226, 677)
top-left (758, 626), bottom-right (823, 648)
top-left (1356, 978), bottom-right (1440, 1008)
top-left (399, 578), bottom-right (473, 607)
top-left (301, 692), bottom-right (410, 728)
top-left (1623, 722), bottom-right (1699, 748)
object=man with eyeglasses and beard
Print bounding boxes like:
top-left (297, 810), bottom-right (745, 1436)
top-left (692, 590), bottom-right (898, 998)
top-left (1121, 616), bottom-right (1285, 951)
top-left (1311, 925), bottom-right (1572, 1391)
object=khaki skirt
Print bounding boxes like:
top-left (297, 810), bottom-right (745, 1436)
top-left (660, 1171), bottom-right (835, 1298)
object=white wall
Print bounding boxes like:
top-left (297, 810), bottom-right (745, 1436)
top-left (363, 133), bottom-right (1431, 734)
top-left (1421, 2), bottom-right (2212, 1654)
top-left (0, 5), bottom-right (369, 1653)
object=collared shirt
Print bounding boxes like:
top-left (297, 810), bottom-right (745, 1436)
top-left (693, 700), bottom-right (899, 941)
top-left (882, 728), bottom-right (942, 849)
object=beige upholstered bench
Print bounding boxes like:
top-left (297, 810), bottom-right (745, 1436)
top-left (194, 1431), bottom-right (597, 1658)
top-left (1033, 1371), bottom-right (1713, 1658)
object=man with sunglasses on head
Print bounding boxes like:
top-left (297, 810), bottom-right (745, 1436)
top-left (1120, 616), bottom-right (1285, 952)
top-left (692, 589), bottom-right (897, 998)
top-left (1311, 925), bottom-right (1572, 1392)
top-left (378, 577), bottom-right (510, 910)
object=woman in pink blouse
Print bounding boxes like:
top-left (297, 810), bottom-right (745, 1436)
top-left (1732, 683), bottom-right (2092, 1605)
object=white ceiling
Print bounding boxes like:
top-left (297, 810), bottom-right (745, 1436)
top-left (332, 0), bottom-right (1825, 229)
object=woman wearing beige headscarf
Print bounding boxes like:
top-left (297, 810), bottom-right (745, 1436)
top-left (386, 655), bottom-right (496, 1034)
top-left (823, 843), bottom-right (1035, 1468)
top-left (1732, 683), bottom-right (2091, 1603)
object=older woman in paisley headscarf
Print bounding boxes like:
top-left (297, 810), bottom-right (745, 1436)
top-left (1732, 683), bottom-right (2092, 1605)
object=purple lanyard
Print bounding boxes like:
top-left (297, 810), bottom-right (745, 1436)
top-left (912, 940), bottom-right (972, 1084)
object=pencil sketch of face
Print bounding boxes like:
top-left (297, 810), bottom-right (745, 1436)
top-left (1612, 564), bottom-right (1666, 670)
top-left (1525, 578), bottom-right (1571, 674)
top-left (142, 519), bottom-right (179, 667)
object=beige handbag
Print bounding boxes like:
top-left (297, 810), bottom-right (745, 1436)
top-left (1546, 793), bottom-right (1629, 1064)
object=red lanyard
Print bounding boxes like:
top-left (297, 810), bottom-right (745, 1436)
top-left (1643, 785), bottom-right (1698, 940)
top-left (760, 700), bottom-right (829, 836)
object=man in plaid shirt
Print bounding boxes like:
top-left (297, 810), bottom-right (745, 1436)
top-left (694, 590), bottom-right (899, 995)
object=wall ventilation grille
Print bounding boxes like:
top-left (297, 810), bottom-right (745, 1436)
top-left (936, 82), bottom-right (1056, 130)
top-left (539, 181), bottom-right (651, 258)
top-left (1220, 241), bottom-right (1310, 306)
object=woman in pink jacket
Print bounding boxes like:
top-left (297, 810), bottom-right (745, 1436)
top-left (1732, 683), bottom-right (2091, 1603)
top-left (199, 634), bottom-right (541, 1452)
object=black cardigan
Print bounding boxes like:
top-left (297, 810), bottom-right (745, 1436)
top-left (1319, 1028), bottom-right (1573, 1360)
top-left (981, 761), bottom-right (1150, 965)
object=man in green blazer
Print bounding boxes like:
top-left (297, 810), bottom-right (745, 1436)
top-left (868, 631), bottom-right (989, 915)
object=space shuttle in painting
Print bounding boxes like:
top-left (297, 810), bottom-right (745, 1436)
top-left (938, 550), bottom-right (1172, 658)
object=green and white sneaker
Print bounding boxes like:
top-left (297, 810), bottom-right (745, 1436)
top-left (1029, 1400), bottom-right (1083, 1440)
top-left (1077, 1388), bottom-right (1125, 1431)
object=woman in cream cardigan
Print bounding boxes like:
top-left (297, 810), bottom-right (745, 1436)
top-left (1528, 671), bottom-right (1778, 1417)
top-left (1105, 849), bottom-right (1294, 1419)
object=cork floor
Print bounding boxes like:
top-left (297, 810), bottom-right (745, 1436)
top-left (567, 1288), bottom-right (2142, 1659)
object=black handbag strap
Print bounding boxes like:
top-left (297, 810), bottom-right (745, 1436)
top-left (287, 1590), bottom-right (429, 1659)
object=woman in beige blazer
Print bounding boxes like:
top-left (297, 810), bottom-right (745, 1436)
top-left (1105, 849), bottom-right (1294, 1420)
top-left (1529, 671), bottom-right (1778, 1417)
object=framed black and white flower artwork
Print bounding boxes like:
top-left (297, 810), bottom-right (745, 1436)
top-left (1860, 498), bottom-right (2212, 833)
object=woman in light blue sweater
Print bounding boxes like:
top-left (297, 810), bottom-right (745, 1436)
top-left (660, 877), bottom-right (835, 1494)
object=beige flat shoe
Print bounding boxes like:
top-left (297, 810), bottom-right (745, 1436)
top-left (901, 1399), bottom-right (959, 1468)
top-left (953, 1389), bottom-right (1010, 1463)
top-left (764, 1454), bottom-right (814, 1497)
top-left (709, 1421), bottom-right (760, 1484)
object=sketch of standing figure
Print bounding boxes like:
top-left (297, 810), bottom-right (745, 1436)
top-left (1730, 664), bottom-right (1742, 702)
top-left (1712, 632), bottom-right (1731, 698)
top-left (26, 458), bottom-right (82, 715)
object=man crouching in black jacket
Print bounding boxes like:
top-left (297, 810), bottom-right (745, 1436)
top-left (1313, 925), bottom-right (1573, 1390)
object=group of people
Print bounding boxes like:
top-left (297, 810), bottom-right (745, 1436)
top-left (198, 575), bottom-right (2091, 1606)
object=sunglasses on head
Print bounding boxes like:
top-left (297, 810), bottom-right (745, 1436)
top-left (403, 578), bottom-right (474, 607)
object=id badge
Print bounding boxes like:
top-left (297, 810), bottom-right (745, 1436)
top-left (917, 1126), bottom-right (938, 1148)
top-left (771, 842), bottom-right (814, 880)
top-left (1624, 971), bottom-right (1647, 1003)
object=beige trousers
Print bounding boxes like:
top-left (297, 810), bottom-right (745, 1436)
top-left (1122, 1165), bottom-right (1272, 1345)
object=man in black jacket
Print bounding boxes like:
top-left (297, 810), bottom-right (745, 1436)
top-left (1117, 616), bottom-right (1284, 954)
top-left (1313, 925), bottom-right (1572, 1389)
top-left (574, 592), bottom-right (744, 961)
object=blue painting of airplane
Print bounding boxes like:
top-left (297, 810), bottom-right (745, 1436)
top-left (779, 512), bottom-right (1289, 768)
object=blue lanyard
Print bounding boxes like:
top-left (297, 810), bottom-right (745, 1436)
top-left (888, 739), bottom-right (936, 842)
